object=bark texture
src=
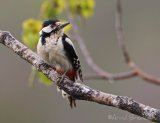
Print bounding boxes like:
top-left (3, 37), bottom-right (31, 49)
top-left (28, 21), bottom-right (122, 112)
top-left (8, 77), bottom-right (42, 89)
top-left (0, 30), bottom-right (160, 122)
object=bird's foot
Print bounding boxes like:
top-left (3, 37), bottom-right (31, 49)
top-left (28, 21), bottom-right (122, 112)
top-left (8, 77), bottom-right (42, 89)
top-left (59, 71), bottom-right (67, 82)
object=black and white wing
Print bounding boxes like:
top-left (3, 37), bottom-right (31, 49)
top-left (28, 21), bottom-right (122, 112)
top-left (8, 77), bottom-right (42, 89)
top-left (62, 34), bottom-right (83, 82)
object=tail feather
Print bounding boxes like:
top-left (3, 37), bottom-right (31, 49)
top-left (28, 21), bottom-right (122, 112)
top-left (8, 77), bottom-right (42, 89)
top-left (68, 96), bottom-right (76, 108)
top-left (61, 90), bottom-right (76, 108)
top-left (57, 69), bottom-right (83, 108)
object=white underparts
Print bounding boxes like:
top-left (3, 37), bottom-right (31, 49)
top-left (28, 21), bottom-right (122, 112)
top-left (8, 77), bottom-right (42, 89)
top-left (37, 36), bottom-right (72, 71)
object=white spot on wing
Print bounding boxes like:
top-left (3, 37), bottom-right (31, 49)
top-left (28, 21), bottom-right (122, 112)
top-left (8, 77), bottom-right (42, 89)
top-left (65, 37), bottom-right (76, 51)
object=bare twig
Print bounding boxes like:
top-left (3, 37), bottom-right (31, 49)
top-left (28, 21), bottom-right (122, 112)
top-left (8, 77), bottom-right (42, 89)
top-left (64, 1), bottom-right (111, 78)
top-left (1, 30), bottom-right (160, 122)
top-left (28, 66), bottom-right (37, 88)
top-left (115, 0), bottom-right (131, 63)
top-left (115, 0), bottom-right (160, 84)
top-left (64, 1), bottom-right (160, 85)
top-left (84, 71), bottom-right (136, 81)
top-left (67, 14), bottom-right (112, 77)
top-left (65, 4), bottom-right (138, 81)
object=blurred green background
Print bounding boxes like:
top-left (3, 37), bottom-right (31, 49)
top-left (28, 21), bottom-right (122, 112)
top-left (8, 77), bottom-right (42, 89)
top-left (0, 0), bottom-right (160, 123)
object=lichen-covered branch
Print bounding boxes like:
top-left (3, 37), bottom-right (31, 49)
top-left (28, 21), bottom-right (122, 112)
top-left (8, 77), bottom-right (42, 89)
top-left (0, 30), bottom-right (160, 122)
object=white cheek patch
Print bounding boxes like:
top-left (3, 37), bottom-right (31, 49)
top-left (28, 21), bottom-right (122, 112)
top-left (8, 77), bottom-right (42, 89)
top-left (42, 26), bottom-right (53, 33)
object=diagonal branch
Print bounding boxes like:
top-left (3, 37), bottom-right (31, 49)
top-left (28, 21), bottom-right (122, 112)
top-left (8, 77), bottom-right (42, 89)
top-left (115, 0), bottom-right (160, 85)
top-left (1, 30), bottom-right (160, 122)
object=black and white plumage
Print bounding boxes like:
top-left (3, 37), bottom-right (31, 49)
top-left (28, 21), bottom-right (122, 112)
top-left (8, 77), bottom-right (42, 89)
top-left (37, 19), bottom-right (83, 108)
top-left (61, 34), bottom-right (83, 81)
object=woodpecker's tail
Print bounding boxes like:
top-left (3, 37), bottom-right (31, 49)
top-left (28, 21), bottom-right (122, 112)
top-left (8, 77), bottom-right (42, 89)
top-left (57, 87), bottom-right (76, 108)
top-left (68, 95), bottom-right (76, 108)
top-left (61, 90), bottom-right (76, 108)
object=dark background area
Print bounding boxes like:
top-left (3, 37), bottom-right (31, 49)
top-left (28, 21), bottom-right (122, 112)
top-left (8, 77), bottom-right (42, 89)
top-left (0, 0), bottom-right (160, 123)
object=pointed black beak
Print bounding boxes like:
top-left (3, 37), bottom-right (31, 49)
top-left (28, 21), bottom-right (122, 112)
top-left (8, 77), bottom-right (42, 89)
top-left (58, 22), bottom-right (70, 29)
top-left (52, 22), bottom-right (70, 33)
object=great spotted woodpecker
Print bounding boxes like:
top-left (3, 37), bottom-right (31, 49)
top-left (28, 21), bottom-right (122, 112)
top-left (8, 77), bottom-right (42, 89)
top-left (37, 19), bottom-right (83, 108)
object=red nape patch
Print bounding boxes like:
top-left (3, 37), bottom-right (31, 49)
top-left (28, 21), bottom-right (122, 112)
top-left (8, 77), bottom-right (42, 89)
top-left (57, 69), bottom-right (77, 81)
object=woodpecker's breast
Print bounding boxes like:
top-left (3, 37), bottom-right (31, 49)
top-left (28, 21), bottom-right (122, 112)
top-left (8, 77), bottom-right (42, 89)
top-left (37, 36), bottom-right (72, 71)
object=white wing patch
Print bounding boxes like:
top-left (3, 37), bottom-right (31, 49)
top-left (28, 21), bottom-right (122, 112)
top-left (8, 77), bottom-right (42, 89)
top-left (65, 37), bottom-right (76, 51)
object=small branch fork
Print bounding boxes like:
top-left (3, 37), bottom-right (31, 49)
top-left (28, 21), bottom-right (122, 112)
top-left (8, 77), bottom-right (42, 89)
top-left (115, 0), bottom-right (160, 84)
top-left (64, 0), bottom-right (160, 85)
top-left (65, 2), bottom-right (137, 81)
top-left (1, 31), bottom-right (160, 122)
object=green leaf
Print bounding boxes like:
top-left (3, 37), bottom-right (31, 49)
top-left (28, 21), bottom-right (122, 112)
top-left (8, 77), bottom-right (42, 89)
top-left (81, 0), bottom-right (95, 18)
top-left (22, 19), bottom-right (42, 49)
top-left (40, 0), bottom-right (65, 19)
top-left (22, 32), bottom-right (39, 49)
top-left (22, 19), bottom-right (42, 32)
top-left (38, 72), bottom-right (53, 86)
top-left (69, 0), bottom-right (95, 18)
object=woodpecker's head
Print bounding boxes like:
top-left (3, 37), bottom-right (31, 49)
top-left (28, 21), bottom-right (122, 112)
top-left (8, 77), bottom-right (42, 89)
top-left (40, 19), bottom-right (70, 37)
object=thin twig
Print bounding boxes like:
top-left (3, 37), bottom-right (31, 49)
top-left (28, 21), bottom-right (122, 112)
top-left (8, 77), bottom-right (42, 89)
top-left (115, 0), bottom-right (131, 63)
top-left (67, 14), bottom-right (112, 77)
top-left (64, 4), bottom-right (138, 81)
top-left (1, 30), bottom-right (160, 122)
top-left (28, 66), bottom-right (37, 88)
top-left (115, 0), bottom-right (160, 84)
top-left (84, 71), bottom-right (137, 81)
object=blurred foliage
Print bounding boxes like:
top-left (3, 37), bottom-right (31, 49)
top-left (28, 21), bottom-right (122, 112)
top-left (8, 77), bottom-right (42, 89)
top-left (69, 0), bottom-right (95, 18)
top-left (41, 0), bottom-right (65, 19)
top-left (22, 19), bottom-right (42, 49)
top-left (22, 0), bottom-right (95, 86)
top-left (38, 72), bottom-right (53, 86)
